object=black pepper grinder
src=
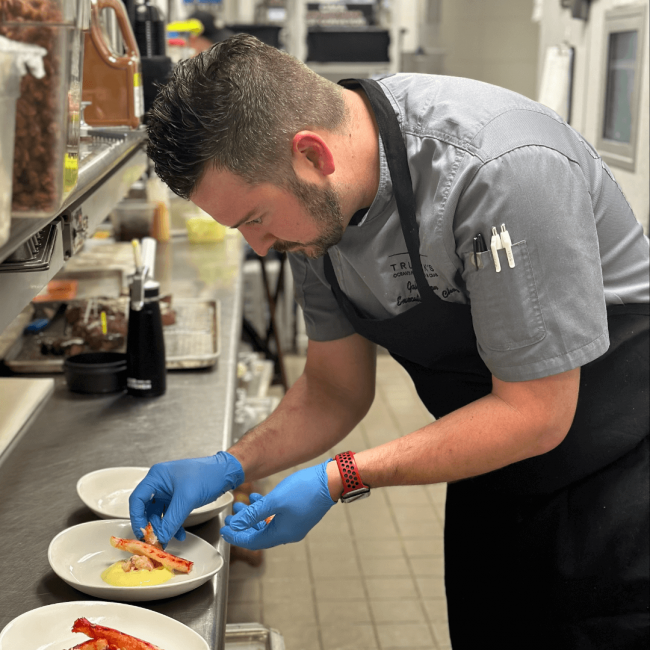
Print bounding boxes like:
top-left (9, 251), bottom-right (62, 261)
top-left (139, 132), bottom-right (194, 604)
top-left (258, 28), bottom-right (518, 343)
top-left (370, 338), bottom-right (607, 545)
top-left (126, 241), bottom-right (166, 397)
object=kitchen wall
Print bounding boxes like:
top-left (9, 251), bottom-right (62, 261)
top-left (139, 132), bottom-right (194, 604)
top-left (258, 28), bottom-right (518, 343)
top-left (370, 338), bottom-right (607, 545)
top-left (536, 0), bottom-right (649, 233)
top-left (437, 0), bottom-right (540, 99)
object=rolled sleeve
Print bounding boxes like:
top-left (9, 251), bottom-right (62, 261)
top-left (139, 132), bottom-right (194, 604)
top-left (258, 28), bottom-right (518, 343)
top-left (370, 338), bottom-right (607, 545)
top-left (457, 146), bottom-right (609, 381)
top-left (288, 253), bottom-right (356, 342)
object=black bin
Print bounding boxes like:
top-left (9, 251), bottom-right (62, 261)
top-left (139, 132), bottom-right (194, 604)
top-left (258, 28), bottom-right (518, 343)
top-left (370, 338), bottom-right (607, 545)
top-left (307, 28), bottom-right (390, 63)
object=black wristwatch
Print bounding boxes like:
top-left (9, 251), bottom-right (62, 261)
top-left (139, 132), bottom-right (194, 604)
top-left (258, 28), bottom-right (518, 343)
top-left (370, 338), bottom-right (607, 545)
top-left (334, 451), bottom-right (371, 503)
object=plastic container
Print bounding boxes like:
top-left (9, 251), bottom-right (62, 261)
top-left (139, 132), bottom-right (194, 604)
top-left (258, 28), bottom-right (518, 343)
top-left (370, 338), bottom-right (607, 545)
top-left (0, 50), bottom-right (21, 247)
top-left (186, 215), bottom-right (226, 244)
top-left (0, 0), bottom-right (90, 218)
top-left (63, 351), bottom-right (127, 394)
top-left (166, 35), bottom-right (191, 64)
top-left (147, 174), bottom-right (170, 242)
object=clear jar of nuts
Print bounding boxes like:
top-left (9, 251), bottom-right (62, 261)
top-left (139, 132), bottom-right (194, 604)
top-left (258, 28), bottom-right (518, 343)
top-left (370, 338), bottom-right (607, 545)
top-left (0, 0), bottom-right (89, 217)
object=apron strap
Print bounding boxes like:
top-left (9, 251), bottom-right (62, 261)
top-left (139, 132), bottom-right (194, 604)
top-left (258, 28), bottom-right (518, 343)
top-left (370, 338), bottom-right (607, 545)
top-left (339, 78), bottom-right (435, 307)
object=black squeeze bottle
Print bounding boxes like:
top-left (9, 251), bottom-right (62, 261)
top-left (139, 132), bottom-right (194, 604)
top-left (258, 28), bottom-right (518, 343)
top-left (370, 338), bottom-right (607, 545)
top-left (126, 268), bottom-right (166, 397)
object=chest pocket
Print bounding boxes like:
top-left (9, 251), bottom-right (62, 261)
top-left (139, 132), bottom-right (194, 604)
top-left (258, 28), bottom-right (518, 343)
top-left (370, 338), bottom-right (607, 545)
top-left (468, 241), bottom-right (546, 351)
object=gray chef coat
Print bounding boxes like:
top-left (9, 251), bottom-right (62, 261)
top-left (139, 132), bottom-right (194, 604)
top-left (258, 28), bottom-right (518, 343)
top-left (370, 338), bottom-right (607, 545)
top-left (288, 73), bottom-right (650, 382)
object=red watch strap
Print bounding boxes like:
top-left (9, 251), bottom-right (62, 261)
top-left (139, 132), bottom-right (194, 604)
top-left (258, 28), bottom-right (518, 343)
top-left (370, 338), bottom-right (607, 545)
top-left (335, 451), bottom-right (369, 496)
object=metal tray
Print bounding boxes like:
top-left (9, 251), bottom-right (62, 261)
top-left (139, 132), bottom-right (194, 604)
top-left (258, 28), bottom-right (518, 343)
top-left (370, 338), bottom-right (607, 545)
top-left (165, 298), bottom-right (220, 369)
top-left (54, 240), bottom-right (137, 295)
top-left (3, 298), bottom-right (220, 373)
top-left (225, 623), bottom-right (285, 650)
top-left (52, 268), bottom-right (124, 299)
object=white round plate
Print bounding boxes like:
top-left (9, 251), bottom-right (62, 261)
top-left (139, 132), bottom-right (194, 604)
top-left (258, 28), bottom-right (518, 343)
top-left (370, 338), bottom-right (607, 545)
top-left (76, 467), bottom-right (234, 526)
top-left (0, 600), bottom-right (209, 650)
top-left (47, 520), bottom-right (223, 602)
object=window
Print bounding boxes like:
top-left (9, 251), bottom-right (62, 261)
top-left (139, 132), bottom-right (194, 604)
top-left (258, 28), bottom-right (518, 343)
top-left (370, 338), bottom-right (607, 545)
top-left (597, 4), bottom-right (646, 172)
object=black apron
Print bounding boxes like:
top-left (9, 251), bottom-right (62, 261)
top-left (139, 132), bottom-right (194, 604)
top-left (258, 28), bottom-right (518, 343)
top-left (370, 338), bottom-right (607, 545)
top-left (325, 78), bottom-right (649, 649)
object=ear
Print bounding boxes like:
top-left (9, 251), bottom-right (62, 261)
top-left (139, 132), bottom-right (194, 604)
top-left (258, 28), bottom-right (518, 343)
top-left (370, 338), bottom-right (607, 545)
top-left (291, 131), bottom-right (335, 178)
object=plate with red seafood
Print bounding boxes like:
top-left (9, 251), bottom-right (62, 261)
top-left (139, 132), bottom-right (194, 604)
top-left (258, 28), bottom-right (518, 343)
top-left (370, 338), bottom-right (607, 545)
top-left (76, 467), bottom-right (234, 527)
top-left (0, 601), bottom-right (209, 650)
top-left (47, 520), bottom-right (224, 602)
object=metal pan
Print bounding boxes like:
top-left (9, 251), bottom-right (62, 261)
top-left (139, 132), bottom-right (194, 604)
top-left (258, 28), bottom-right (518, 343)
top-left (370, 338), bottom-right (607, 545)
top-left (3, 298), bottom-right (220, 372)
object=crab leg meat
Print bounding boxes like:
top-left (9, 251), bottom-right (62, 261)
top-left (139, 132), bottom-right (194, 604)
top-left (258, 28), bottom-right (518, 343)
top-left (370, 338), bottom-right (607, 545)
top-left (140, 522), bottom-right (162, 549)
top-left (69, 640), bottom-right (109, 650)
top-left (72, 618), bottom-right (163, 650)
top-left (121, 554), bottom-right (162, 572)
top-left (110, 536), bottom-right (193, 573)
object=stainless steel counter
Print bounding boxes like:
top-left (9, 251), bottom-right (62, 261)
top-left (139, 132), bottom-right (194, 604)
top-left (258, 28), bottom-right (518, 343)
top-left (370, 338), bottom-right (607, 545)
top-left (0, 232), bottom-right (245, 648)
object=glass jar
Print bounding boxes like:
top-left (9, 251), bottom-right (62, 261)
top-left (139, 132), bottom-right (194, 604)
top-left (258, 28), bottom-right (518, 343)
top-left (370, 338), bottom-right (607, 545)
top-left (0, 0), bottom-right (90, 217)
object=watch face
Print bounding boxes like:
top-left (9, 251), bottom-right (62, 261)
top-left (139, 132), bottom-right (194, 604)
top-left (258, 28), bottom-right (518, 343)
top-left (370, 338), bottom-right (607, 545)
top-left (341, 488), bottom-right (371, 503)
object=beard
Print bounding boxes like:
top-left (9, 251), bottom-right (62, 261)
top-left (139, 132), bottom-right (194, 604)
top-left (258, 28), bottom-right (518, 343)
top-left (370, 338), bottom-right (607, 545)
top-left (272, 175), bottom-right (345, 259)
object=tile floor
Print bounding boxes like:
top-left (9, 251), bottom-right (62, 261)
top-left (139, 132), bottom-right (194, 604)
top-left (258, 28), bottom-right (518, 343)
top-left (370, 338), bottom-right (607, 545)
top-left (227, 354), bottom-right (451, 650)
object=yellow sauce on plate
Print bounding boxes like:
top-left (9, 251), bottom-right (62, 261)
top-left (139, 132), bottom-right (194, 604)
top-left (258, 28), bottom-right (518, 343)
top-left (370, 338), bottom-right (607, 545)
top-left (101, 561), bottom-right (173, 587)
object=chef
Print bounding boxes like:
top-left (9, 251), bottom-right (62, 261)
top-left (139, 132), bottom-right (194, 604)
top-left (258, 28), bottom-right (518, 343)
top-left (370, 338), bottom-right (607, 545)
top-left (131, 35), bottom-right (649, 648)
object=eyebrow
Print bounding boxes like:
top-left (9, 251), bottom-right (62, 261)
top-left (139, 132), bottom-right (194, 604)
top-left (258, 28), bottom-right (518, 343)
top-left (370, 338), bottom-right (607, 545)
top-left (229, 209), bottom-right (260, 230)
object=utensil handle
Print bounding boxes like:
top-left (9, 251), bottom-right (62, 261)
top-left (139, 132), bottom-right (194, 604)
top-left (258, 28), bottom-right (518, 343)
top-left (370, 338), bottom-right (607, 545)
top-left (92, 0), bottom-right (141, 64)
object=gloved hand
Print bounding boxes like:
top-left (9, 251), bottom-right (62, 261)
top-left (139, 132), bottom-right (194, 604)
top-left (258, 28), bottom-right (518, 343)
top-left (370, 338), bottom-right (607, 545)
top-left (129, 451), bottom-right (244, 546)
top-left (221, 460), bottom-right (336, 550)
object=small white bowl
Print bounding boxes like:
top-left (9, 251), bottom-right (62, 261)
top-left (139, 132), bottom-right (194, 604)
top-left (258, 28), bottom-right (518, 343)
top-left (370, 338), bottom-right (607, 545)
top-left (0, 600), bottom-right (209, 650)
top-left (76, 466), bottom-right (234, 527)
top-left (47, 520), bottom-right (223, 602)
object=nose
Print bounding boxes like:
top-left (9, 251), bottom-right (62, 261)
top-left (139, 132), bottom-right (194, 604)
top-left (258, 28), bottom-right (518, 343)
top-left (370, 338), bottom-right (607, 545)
top-left (241, 230), bottom-right (275, 257)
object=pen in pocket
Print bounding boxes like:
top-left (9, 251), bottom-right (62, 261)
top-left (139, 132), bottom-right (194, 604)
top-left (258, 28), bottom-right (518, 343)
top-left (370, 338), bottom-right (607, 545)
top-left (472, 233), bottom-right (487, 268)
top-left (500, 224), bottom-right (515, 268)
top-left (490, 227), bottom-right (503, 272)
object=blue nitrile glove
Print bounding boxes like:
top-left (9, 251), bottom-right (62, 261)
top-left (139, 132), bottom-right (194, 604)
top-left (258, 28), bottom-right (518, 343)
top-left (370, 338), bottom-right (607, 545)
top-left (129, 451), bottom-right (244, 546)
top-left (221, 460), bottom-right (336, 550)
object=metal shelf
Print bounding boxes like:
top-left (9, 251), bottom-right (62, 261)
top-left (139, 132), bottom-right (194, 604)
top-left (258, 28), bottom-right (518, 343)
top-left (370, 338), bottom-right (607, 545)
top-left (0, 129), bottom-right (148, 333)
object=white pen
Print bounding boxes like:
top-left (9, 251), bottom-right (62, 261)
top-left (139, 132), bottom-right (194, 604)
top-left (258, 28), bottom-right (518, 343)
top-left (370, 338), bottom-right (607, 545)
top-left (490, 226), bottom-right (502, 272)
top-left (500, 224), bottom-right (515, 268)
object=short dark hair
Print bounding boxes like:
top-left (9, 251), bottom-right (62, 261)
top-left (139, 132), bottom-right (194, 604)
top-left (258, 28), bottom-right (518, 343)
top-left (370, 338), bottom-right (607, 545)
top-left (146, 34), bottom-right (348, 199)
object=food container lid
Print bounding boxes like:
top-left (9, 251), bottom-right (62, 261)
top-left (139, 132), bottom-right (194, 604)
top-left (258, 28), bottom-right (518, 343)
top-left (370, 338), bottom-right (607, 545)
top-left (0, 36), bottom-right (47, 93)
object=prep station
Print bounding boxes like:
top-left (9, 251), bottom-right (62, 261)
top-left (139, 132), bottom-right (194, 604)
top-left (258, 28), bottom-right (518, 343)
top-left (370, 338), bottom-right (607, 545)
top-left (0, 0), bottom-right (257, 648)
top-left (0, 233), bottom-right (245, 648)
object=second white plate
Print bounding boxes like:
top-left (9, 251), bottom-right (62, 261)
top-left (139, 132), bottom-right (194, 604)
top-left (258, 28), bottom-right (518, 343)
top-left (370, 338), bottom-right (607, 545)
top-left (77, 466), bottom-right (234, 526)
top-left (48, 520), bottom-right (223, 602)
